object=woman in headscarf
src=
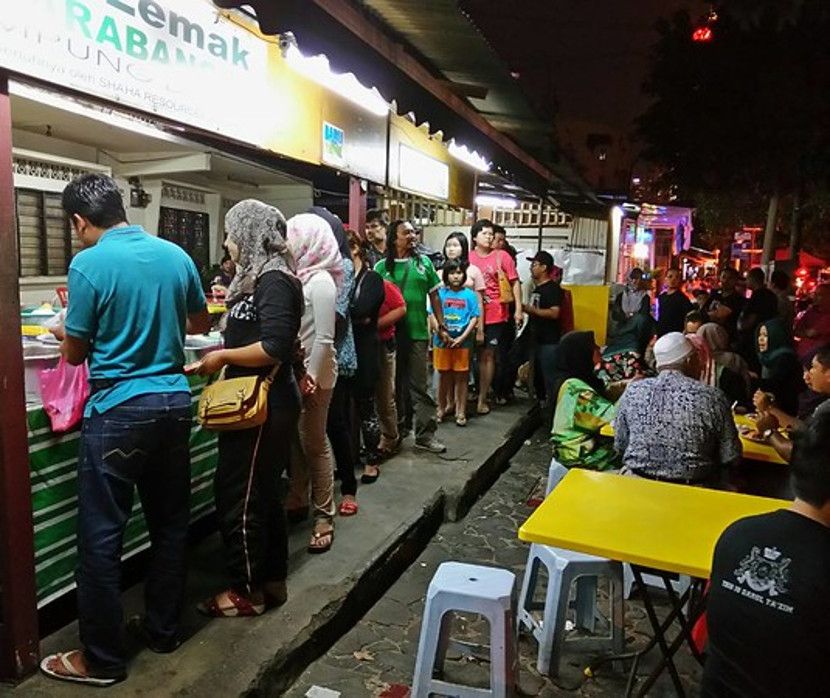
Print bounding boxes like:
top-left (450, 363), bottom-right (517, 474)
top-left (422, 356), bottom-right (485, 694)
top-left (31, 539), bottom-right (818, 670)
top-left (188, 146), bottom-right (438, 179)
top-left (308, 209), bottom-right (363, 518)
top-left (192, 199), bottom-right (304, 616)
top-left (696, 322), bottom-right (752, 405)
top-left (284, 213), bottom-right (343, 554)
top-left (550, 331), bottom-right (620, 471)
top-left (755, 317), bottom-right (805, 415)
top-left (598, 312), bottom-right (655, 382)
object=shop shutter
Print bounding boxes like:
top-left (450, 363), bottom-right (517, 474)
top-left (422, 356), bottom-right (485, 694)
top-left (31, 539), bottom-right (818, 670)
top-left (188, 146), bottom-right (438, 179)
top-left (15, 189), bottom-right (74, 277)
top-left (15, 189), bottom-right (44, 277)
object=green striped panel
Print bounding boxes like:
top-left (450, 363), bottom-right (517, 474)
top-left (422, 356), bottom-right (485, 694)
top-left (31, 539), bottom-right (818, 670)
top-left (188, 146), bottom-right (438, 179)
top-left (30, 375), bottom-right (218, 607)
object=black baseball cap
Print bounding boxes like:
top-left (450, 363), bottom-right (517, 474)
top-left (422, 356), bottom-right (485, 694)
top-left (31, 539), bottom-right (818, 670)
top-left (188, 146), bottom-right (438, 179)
top-left (527, 251), bottom-right (554, 268)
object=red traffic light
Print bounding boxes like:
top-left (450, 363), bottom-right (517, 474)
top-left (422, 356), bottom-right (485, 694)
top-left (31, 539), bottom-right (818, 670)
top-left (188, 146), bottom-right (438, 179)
top-left (692, 26), bottom-right (713, 42)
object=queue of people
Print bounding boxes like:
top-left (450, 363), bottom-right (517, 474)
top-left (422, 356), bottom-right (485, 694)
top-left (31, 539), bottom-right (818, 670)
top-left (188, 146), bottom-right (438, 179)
top-left (41, 173), bottom-right (567, 685)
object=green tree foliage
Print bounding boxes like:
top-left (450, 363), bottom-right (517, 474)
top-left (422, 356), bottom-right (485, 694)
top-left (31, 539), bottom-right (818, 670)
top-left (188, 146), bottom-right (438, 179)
top-left (637, 1), bottom-right (830, 258)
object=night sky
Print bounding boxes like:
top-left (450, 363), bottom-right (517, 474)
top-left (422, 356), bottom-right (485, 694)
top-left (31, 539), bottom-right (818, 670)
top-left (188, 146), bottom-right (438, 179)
top-left (461, 0), bottom-right (707, 132)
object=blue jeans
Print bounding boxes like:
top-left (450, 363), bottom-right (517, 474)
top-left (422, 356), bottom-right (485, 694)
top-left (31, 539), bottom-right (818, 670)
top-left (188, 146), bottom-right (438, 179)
top-left (536, 343), bottom-right (559, 404)
top-left (75, 392), bottom-right (192, 678)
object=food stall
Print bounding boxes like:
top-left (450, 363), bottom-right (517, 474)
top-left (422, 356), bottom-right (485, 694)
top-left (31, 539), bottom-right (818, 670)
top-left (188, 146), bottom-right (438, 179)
top-left (21, 304), bottom-right (223, 605)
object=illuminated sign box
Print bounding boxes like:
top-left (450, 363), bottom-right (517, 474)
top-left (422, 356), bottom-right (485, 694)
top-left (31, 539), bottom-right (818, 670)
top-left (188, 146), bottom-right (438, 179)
top-left (397, 143), bottom-right (449, 200)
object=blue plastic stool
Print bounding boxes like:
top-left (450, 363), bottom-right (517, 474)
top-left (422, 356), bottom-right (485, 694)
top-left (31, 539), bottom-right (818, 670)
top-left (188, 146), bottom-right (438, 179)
top-left (517, 459), bottom-right (625, 675)
top-left (411, 562), bottom-right (517, 698)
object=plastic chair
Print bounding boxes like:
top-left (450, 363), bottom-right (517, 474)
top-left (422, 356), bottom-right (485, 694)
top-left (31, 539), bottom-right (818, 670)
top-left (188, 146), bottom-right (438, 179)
top-left (517, 459), bottom-right (625, 676)
top-left (411, 562), bottom-right (517, 698)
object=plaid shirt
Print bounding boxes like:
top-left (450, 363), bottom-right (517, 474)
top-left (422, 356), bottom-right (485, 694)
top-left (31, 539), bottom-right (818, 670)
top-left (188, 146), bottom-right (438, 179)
top-left (614, 370), bottom-right (741, 482)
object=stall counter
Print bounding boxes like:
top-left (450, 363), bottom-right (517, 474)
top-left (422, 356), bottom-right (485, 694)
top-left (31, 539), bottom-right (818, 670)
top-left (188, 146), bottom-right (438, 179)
top-left (29, 372), bottom-right (218, 607)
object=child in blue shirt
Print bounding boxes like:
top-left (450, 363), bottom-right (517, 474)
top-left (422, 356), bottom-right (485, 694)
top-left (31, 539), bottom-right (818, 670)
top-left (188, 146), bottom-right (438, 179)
top-left (433, 260), bottom-right (480, 426)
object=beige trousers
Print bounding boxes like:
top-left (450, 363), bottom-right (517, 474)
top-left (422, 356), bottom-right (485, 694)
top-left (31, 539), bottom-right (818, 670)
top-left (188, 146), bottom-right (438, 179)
top-left (375, 347), bottom-right (399, 450)
top-left (288, 387), bottom-right (335, 524)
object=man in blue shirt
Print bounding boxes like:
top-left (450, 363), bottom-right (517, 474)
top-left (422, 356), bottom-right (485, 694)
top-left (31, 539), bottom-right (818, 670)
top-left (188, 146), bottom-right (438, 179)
top-left (41, 174), bottom-right (210, 686)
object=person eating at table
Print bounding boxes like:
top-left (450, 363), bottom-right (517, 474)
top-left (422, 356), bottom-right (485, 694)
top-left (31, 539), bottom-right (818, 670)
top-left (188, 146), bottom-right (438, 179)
top-left (753, 344), bottom-right (830, 463)
top-left (614, 332), bottom-right (741, 485)
top-left (702, 413), bottom-right (830, 698)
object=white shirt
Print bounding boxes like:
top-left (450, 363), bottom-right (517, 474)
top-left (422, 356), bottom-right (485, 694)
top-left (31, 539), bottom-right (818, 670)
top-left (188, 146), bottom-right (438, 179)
top-left (299, 271), bottom-right (338, 390)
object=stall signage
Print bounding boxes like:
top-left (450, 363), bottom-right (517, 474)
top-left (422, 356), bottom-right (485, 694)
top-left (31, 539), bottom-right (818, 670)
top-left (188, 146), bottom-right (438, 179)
top-left (322, 121), bottom-right (345, 167)
top-left (398, 144), bottom-right (449, 200)
top-left (0, 0), bottom-right (320, 164)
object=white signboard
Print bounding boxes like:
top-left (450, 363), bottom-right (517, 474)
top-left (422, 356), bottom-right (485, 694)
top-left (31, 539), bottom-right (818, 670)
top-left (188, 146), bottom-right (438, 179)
top-left (398, 143), bottom-right (449, 200)
top-left (0, 0), bottom-right (287, 151)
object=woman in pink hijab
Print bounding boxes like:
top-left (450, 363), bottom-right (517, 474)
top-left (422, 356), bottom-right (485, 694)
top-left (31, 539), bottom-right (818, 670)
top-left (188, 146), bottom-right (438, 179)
top-left (284, 213), bottom-right (343, 554)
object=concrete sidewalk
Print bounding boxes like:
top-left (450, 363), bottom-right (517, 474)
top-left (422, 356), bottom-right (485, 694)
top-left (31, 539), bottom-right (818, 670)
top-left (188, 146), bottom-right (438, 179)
top-left (6, 402), bottom-right (538, 698)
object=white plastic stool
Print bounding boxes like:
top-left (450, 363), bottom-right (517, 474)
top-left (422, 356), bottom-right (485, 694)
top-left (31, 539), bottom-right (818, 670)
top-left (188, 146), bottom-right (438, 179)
top-left (411, 562), bottom-right (517, 698)
top-left (518, 543), bottom-right (625, 676)
top-left (517, 459), bottom-right (625, 675)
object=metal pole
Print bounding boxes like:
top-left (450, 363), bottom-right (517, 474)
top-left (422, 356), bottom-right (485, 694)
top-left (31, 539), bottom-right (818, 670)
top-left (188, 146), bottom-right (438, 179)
top-left (761, 191), bottom-right (779, 272)
top-left (0, 71), bottom-right (39, 680)
top-left (537, 196), bottom-right (544, 252)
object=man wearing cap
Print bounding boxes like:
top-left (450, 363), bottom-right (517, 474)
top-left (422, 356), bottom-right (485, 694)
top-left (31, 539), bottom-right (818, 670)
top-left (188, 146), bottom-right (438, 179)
top-left (614, 332), bottom-right (741, 484)
top-left (521, 251), bottom-right (563, 403)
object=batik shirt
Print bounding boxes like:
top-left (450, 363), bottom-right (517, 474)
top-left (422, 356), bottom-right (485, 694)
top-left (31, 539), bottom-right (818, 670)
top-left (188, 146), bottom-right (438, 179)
top-left (614, 370), bottom-right (741, 482)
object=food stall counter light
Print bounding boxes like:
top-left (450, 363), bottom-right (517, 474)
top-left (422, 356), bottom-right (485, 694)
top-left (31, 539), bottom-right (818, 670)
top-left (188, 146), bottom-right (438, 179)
top-left (284, 44), bottom-right (389, 117)
top-left (448, 140), bottom-right (491, 172)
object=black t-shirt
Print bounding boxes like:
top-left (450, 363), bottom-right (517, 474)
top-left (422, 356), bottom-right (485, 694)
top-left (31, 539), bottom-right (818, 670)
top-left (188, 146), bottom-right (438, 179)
top-left (705, 290), bottom-right (746, 343)
top-left (529, 281), bottom-right (563, 345)
top-left (741, 287), bottom-right (779, 329)
top-left (224, 269), bottom-right (303, 409)
top-left (656, 290), bottom-right (693, 336)
top-left (702, 510), bottom-right (830, 698)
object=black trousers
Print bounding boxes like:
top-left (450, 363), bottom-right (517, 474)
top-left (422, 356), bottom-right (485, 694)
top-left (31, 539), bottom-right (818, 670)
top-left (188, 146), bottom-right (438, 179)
top-left (215, 401), bottom-right (298, 593)
top-left (327, 376), bottom-right (358, 496)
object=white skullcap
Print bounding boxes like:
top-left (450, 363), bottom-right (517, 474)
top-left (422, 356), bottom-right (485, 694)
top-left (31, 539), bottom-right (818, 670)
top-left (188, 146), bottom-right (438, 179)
top-left (654, 332), bottom-right (694, 368)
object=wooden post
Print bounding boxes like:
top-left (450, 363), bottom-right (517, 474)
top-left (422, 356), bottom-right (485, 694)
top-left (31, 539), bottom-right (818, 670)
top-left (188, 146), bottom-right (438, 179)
top-left (0, 71), bottom-right (40, 680)
top-left (348, 176), bottom-right (367, 235)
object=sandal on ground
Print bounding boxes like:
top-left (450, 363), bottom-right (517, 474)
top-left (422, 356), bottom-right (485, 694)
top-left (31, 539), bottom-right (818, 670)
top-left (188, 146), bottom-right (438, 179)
top-left (456, 415), bottom-right (467, 427)
top-left (361, 465), bottom-right (380, 484)
top-left (308, 526), bottom-right (334, 554)
top-left (338, 499), bottom-right (359, 516)
top-left (494, 396), bottom-right (508, 406)
top-left (40, 650), bottom-right (123, 687)
top-left (197, 589), bottom-right (265, 617)
top-left (476, 404), bottom-right (491, 415)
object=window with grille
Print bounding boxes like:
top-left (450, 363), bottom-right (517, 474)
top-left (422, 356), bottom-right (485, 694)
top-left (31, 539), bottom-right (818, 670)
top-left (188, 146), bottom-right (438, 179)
top-left (14, 189), bottom-right (80, 277)
top-left (158, 206), bottom-right (210, 280)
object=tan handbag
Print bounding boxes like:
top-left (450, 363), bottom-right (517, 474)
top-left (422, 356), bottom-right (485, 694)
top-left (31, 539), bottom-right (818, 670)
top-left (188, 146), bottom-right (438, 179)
top-left (196, 365), bottom-right (279, 431)
top-left (497, 254), bottom-right (513, 303)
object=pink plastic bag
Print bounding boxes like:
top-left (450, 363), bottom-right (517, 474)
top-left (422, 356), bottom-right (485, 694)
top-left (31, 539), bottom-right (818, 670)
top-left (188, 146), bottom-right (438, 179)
top-left (39, 357), bottom-right (90, 433)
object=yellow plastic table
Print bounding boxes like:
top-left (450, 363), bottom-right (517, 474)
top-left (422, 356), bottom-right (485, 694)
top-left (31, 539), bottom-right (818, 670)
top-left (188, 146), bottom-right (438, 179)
top-left (599, 416), bottom-right (787, 466)
top-left (519, 469), bottom-right (788, 578)
top-left (519, 469), bottom-right (788, 695)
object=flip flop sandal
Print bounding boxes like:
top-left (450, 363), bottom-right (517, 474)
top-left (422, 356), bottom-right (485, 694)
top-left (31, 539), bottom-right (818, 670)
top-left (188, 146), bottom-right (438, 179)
top-left (308, 528), bottom-right (334, 554)
top-left (456, 415), bottom-right (467, 427)
top-left (477, 404), bottom-right (491, 415)
top-left (40, 651), bottom-right (122, 687)
top-left (338, 499), bottom-right (359, 516)
top-left (197, 589), bottom-right (265, 617)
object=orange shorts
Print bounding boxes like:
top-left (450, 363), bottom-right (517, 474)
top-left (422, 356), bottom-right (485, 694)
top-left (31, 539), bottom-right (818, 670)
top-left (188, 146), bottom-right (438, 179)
top-left (433, 346), bottom-right (470, 373)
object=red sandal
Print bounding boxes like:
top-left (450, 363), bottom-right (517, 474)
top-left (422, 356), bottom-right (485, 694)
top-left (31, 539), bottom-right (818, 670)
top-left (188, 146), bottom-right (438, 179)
top-left (338, 499), bottom-right (359, 516)
top-left (197, 589), bottom-right (265, 617)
